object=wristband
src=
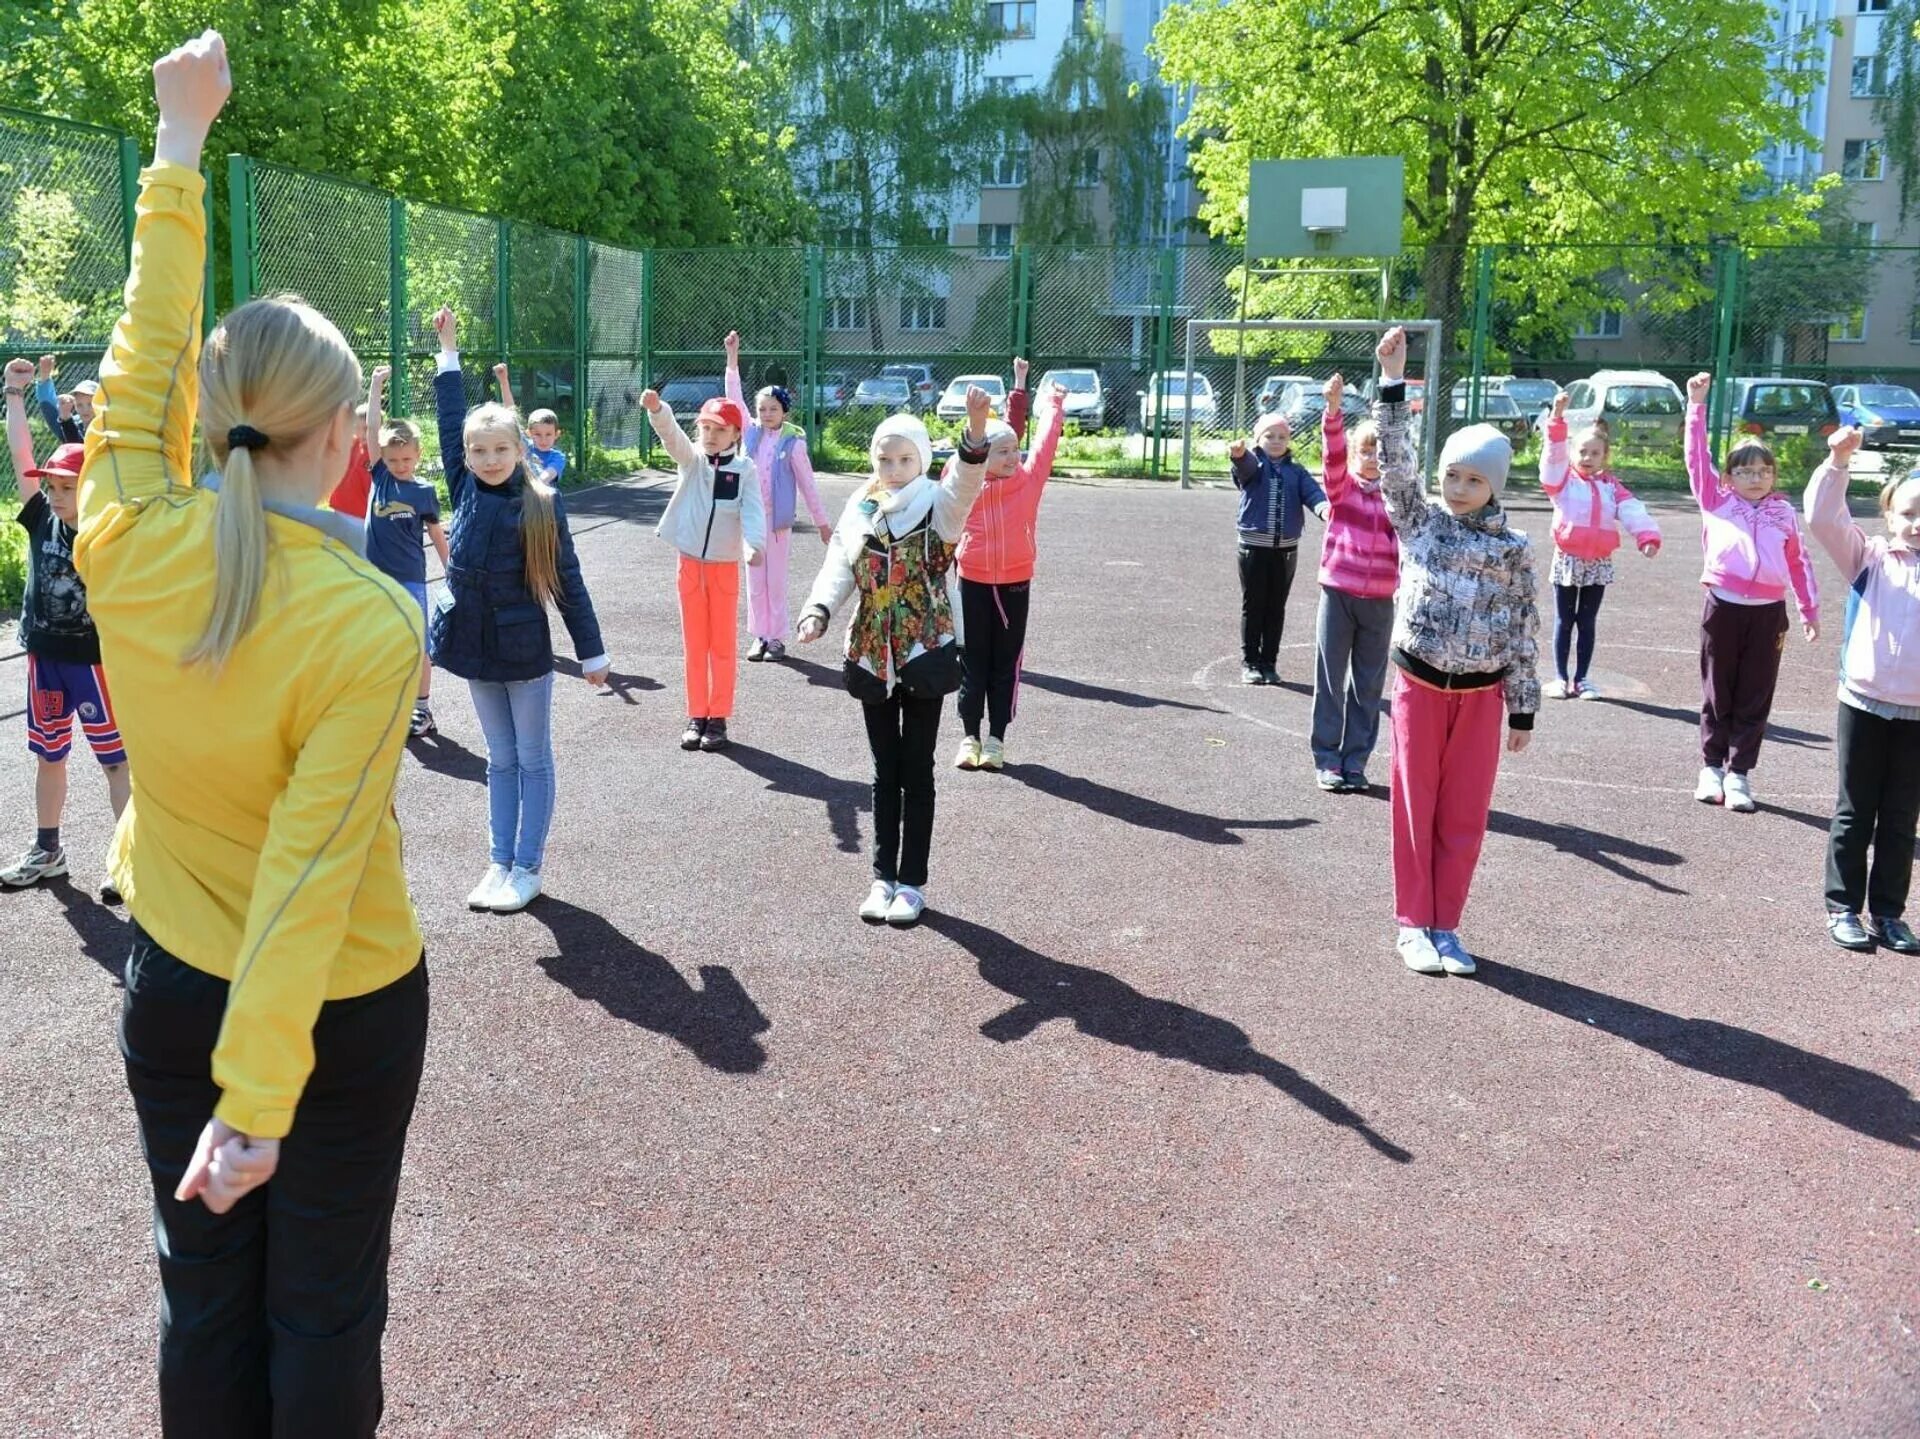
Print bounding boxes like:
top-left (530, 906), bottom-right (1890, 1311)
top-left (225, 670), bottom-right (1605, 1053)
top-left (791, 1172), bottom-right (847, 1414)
top-left (955, 435), bottom-right (990, 465)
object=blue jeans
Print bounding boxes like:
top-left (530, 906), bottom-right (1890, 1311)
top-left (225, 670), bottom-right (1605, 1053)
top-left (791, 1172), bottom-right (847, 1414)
top-left (468, 671), bottom-right (555, 871)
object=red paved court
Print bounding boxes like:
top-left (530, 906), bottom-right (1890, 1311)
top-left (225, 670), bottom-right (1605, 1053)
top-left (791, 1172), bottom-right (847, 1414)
top-left (2, 469), bottom-right (1915, 1436)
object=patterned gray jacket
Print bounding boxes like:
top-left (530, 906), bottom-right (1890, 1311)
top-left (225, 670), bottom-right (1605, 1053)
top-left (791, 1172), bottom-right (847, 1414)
top-left (1377, 395), bottom-right (1541, 724)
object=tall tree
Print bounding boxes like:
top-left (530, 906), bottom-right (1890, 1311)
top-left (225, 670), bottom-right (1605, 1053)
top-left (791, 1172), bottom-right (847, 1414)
top-left (1152, 0), bottom-right (1830, 349)
top-left (1015, 11), bottom-right (1168, 246)
top-left (1876, 0), bottom-right (1920, 222)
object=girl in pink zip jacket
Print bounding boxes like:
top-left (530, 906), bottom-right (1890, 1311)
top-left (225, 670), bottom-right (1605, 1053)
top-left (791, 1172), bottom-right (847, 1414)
top-left (950, 379), bottom-right (1066, 772)
top-left (1683, 371), bottom-right (1820, 814)
top-left (1540, 390), bottom-right (1662, 700)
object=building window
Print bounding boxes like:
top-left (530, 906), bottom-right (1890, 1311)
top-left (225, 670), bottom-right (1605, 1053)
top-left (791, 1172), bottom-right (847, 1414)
top-left (979, 224), bottom-right (1015, 259)
top-left (1853, 220), bottom-right (1878, 244)
top-left (1073, 0), bottom-right (1107, 35)
top-left (1852, 55), bottom-right (1889, 96)
top-left (1830, 305), bottom-right (1868, 343)
top-left (1842, 139), bottom-right (1886, 180)
top-left (826, 157), bottom-right (867, 193)
top-left (914, 222), bottom-right (949, 246)
top-left (827, 225), bottom-right (868, 248)
top-left (985, 76), bottom-right (1028, 95)
top-left (1073, 148), bottom-right (1102, 187)
top-left (825, 297), bottom-right (869, 331)
top-left (900, 298), bottom-right (948, 331)
top-left (1909, 303), bottom-right (1920, 342)
top-left (1858, 0), bottom-right (1889, 12)
top-left (984, 145), bottom-right (1029, 187)
top-left (1573, 311), bottom-right (1624, 340)
top-left (988, 1), bottom-right (1036, 38)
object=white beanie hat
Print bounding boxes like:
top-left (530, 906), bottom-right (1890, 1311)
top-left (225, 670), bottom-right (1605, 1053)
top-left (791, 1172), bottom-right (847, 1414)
top-left (1439, 423), bottom-right (1513, 497)
top-left (871, 414), bottom-right (932, 478)
top-left (983, 418), bottom-right (1017, 447)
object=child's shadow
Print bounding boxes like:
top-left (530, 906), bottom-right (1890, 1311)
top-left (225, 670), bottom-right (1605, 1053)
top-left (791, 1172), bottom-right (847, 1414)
top-left (529, 898), bottom-right (769, 1074)
top-left (716, 745), bottom-right (867, 855)
top-left (409, 730), bottom-right (486, 784)
top-left (1606, 698), bottom-right (1829, 750)
top-left (553, 655), bottom-right (663, 706)
top-left (776, 654), bottom-right (850, 693)
top-left (924, 911), bottom-right (1412, 1163)
top-left (40, 877), bottom-right (130, 984)
top-left (1007, 764), bottom-right (1317, 846)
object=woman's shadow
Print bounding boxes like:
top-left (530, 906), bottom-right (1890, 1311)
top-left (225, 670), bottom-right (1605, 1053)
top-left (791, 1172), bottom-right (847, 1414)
top-left (923, 911), bottom-right (1412, 1163)
top-left (529, 898), bottom-right (770, 1074)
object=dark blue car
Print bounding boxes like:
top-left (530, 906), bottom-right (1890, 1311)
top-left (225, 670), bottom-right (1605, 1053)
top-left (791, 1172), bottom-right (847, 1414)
top-left (1833, 383), bottom-right (1920, 450)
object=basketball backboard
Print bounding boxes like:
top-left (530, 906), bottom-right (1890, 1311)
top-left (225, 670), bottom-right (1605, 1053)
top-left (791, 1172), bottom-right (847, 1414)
top-left (1247, 158), bottom-right (1404, 259)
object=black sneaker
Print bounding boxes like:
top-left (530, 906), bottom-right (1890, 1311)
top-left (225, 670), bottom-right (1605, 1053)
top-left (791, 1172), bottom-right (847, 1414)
top-left (699, 718), bottom-right (731, 752)
top-left (765, 638), bottom-right (787, 661)
top-left (746, 639), bottom-right (768, 663)
top-left (1827, 911), bottom-right (1876, 952)
top-left (681, 718), bottom-right (707, 751)
top-left (1241, 664), bottom-right (1264, 685)
top-left (101, 881), bottom-right (123, 906)
top-left (409, 707), bottom-right (437, 739)
top-left (1865, 915), bottom-right (1920, 955)
top-left (1261, 667), bottom-right (1281, 686)
top-left (1340, 770), bottom-right (1368, 793)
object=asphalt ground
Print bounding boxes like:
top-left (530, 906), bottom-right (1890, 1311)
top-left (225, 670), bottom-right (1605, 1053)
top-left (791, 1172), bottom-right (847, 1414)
top-left (2, 470), bottom-right (1917, 1437)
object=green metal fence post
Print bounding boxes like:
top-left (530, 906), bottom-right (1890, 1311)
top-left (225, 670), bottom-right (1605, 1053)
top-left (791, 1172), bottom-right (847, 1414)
top-left (639, 248), bottom-right (654, 463)
top-left (573, 234), bottom-right (590, 475)
top-left (1013, 246), bottom-right (1033, 363)
top-left (116, 135), bottom-right (140, 268)
top-left (1466, 245), bottom-right (1496, 423)
top-left (804, 244), bottom-right (824, 446)
top-left (225, 155), bottom-right (256, 308)
top-left (1151, 246), bottom-right (1177, 481)
top-left (1708, 242), bottom-right (1742, 449)
top-left (387, 196), bottom-right (409, 414)
top-left (494, 220), bottom-right (512, 401)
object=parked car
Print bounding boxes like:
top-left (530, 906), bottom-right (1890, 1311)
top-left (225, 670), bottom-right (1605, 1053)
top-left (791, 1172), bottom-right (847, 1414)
top-left (1447, 383), bottom-right (1531, 444)
top-left (1035, 368), bottom-right (1103, 432)
top-left (1257, 373), bottom-right (1320, 413)
top-left (852, 376), bottom-right (914, 411)
top-left (1832, 383), bottom-right (1920, 449)
top-left (1496, 376), bottom-right (1561, 414)
top-left (1359, 376), bottom-right (1427, 415)
top-left (1276, 382), bottom-right (1370, 435)
top-left (1728, 377), bottom-right (1840, 441)
top-left (658, 375), bottom-right (725, 412)
top-left (936, 374), bottom-right (1007, 422)
top-left (1560, 370), bottom-right (1685, 447)
top-left (813, 371), bottom-right (853, 414)
top-left (882, 362), bottom-right (938, 413)
top-left (1138, 370), bottom-right (1218, 436)
top-left (531, 369), bottom-right (574, 404)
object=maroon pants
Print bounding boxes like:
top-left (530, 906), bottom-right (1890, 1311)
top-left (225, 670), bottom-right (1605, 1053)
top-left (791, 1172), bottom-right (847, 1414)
top-left (1699, 592), bottom-right (1788, 775)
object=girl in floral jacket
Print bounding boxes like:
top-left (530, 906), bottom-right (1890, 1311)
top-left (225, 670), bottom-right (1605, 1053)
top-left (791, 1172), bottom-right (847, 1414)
top-left (798, 387), bottom-right (992, 927)
top-left (1374, 327), bottom-right (1540, 979)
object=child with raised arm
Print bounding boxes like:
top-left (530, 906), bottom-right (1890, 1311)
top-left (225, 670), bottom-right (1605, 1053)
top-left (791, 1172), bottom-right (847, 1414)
top-left (491, 363), bottom-right (570, 482)
top-left (1803, 426), bottom-right (1920, 954)
top-left (2, 357), bottom-right (129, 893)
top-left (1230, 408), bottom-right (1330, 686)
top-left (952, 377), bottom-right (1065, 771)
top-left (1683, 371), bottom-right (1820, 813)
top-left (796, 388), bottom-right (991, 927)
top-left (363, 364), bottom-right (449, 737)
top-left (647, 379), bottom-right (766, 751)
top-left (723, 330), bottom-right (832, 661)
top-left (1539, 391), bottom-right (1661, 699)
top-left (1309, 372), bottom-right (1398, 792)
top-left (33, 354), bottom-right (85, 445)
top-left (1374, 327), bottom-right (1540, 976)
top-left (431, 307), bottom-right (609, 913)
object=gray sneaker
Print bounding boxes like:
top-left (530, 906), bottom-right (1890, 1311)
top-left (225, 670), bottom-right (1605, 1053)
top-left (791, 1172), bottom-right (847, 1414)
top-left (1431, 929), bottom-right (1477, 975)
top-left (1, 846), bottom-right (69, 887)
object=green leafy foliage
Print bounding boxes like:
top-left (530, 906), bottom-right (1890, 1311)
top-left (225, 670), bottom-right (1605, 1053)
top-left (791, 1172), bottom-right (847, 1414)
top-left (1878, 0), bottom-right (1920, 222)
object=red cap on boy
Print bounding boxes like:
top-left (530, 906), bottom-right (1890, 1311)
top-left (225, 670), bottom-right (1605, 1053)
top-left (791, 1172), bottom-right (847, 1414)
top-left (25, 443), bottom-right (86, 479)
top-left (697, 397), bottom-right (746, 433)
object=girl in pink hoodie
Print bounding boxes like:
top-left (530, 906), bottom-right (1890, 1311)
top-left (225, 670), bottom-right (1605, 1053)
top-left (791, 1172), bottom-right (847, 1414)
top-left (951, 380), bottom-right (1065, 771)
top-left (1802, 425), bottom-right (1920, 954)
top-left (1540, 391), bottom-right (1661, 700)
top-left (1683, 371), bottom-right (1820, 814)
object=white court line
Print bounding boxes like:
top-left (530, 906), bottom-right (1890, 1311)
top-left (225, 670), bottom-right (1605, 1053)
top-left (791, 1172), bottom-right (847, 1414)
top-left (1185, 654), bottom-right (1836, 802)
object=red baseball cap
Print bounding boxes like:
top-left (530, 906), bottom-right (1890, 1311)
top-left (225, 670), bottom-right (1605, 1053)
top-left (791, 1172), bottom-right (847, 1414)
top-left (697, 397), bottom-right (746, 432)
top-left (25, 442), bottom-right (85, 479)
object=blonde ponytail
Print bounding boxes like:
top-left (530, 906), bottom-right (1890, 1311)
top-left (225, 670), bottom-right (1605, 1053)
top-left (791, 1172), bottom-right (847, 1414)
top-left (191, 296), bottom-right (362, 667)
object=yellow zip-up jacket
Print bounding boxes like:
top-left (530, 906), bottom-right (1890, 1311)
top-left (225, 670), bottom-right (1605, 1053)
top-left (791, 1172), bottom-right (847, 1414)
top-left (74, 162), bottom-right (424, 1141)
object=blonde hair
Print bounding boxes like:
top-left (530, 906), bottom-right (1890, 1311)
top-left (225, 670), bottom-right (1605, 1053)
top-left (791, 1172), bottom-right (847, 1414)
top-left (1348, 419), bottom-right (1380, 451)
top-left (380, 418), bottom-right (421, 449)
top-left (191, 296), bottom-right (361, 668)
top-left (1572, 424), bottom-right (1611, 466)
top-left (527, 408), bottom-right (559, 429)
top-left (465, 401), bottom-right (561, 606)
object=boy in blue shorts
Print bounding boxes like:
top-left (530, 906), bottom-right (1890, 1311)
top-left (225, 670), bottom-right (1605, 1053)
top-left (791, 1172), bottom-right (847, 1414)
top-left (365, 364), bottom-right (450, 737)
top-left (3, 357), bottom-right (129, 893)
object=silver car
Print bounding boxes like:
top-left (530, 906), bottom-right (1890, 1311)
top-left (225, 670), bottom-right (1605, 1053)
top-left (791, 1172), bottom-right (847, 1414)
top-left (1039, 368), bottom-right (1105, 432)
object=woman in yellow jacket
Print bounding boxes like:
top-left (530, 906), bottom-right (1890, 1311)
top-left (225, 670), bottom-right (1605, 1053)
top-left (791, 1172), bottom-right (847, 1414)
top-left (75, 36), bottom-right (427, 1437)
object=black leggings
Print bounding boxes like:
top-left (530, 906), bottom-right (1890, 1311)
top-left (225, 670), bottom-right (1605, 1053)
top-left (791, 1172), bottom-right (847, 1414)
top-left (862, 690), bottom-right (944, 887)
top-left (1553, 583), bottom-right (1606, 682)
top-left (959, 578), bottom-right (1031, 740)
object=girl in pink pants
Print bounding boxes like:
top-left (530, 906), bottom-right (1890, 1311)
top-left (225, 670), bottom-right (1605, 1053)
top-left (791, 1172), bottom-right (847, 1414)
top-left (1370, 327), bottom-right (1541, 977)
top-left (725, 332), bottom-right (832, 661)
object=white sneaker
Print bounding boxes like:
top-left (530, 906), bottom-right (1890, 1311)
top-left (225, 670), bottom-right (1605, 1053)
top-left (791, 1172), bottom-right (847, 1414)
top-left (859, 879), bottom-right (896, 921)
top-left (488, 865), bottom-right (543, 913)
top-left (1724, 772), bottom-right (1756, 813)
top-left (1398, 926), bottom-right (1443, 974)
top-left (1544, 678), bottom-right (1571, 700)
top-left (0, 846), bottom-right (67, 887)
top-left (1431, 929), bottom-right (1477, 975)
top-left (467, 862), bottom-right (511, 910)
top-left (981, 738), bottom-right (1006, 771)
top-left (886, 885), bottom-right (926, 927)
top-left (1694, 766), bottom-right (1725, 805)
top-left (953, 737), bottom-right (982, 771)
top-left (1576, 680), bottom-right (1600, 700)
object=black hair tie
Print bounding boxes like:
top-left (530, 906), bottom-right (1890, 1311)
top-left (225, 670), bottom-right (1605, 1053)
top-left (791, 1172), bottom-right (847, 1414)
top-left (227, 424), bottom-right (269, 451)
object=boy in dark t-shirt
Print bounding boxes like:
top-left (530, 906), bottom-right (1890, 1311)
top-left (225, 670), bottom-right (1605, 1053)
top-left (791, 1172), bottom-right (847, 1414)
top-left (365, 365), bottom-right (449, 737)
top-left (2, 358), bottom-right (130, 894)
